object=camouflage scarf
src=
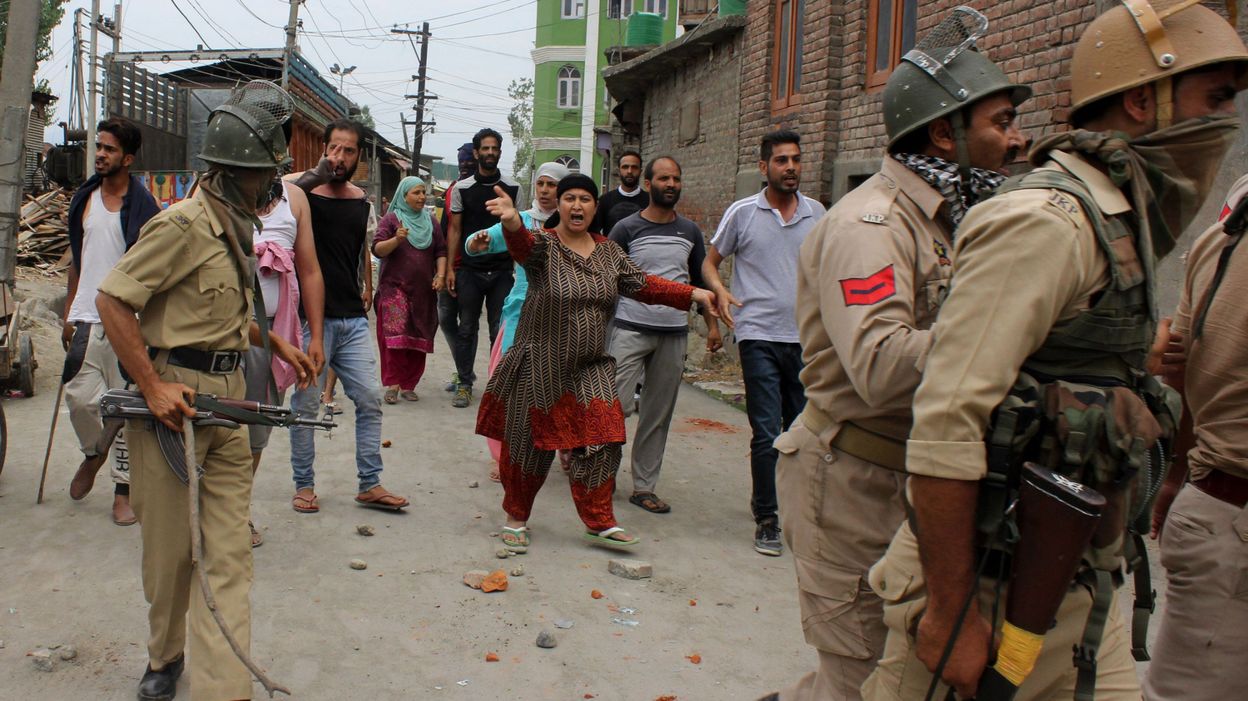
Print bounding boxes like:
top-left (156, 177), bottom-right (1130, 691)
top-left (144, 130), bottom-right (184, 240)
top-left (1029, 115), bottom-right (1239, 260)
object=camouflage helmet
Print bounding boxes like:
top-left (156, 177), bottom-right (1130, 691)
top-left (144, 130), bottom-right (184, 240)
top-left (199, 80), bottom-right (294, 169)
top-left (883, 6), bottom-right (1031, 150)
top-left (1071, 0), bottom-right (1248, 125)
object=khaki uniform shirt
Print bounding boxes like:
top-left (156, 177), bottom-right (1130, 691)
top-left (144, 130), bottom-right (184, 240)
top-left (1172, 173), bottom-right (1248, 481)
top-left (906, 150), bottom-right (1118, 481)
top-left (98, 191), bottom-right (251, 352)
top-left (796, 157), bottom-right (954, 441)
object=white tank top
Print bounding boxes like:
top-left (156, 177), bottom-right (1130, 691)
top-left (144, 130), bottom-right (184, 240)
top-left (255, 182), bottom-right (298, 318)
top-left (67, 188), bottom-right (127, 324)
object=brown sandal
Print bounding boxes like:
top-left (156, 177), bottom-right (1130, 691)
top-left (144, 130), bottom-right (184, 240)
top-left (629, 492), bottom-right (671, 514)
top-left (355, 485), bottom-right (410, 511)
top-left (249, 521), bottom-right (264, 548)
top-left (292, 489), bottom-right (319, 513)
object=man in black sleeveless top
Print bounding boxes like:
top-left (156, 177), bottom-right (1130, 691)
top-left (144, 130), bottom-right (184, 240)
top-left (288, 119), bottom-right (409, 513)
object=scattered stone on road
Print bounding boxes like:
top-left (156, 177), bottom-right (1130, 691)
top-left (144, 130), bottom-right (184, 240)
top-left (509, 565), bottom-right (525, 577)
top-left (57, 645), bottom-right (77, 661)
top-left (495, 548), bottom-right (511, 559)
top-left (356, 524), bottom-right (376, 536)
top-left (463, 570), bottom-right (489, 590)
top-left (553, 619), bottom-right (575, 629)
top-left (381, 440), bottom-right (392, 448)
top-left (349, 559), bottom-right (368, 570)
top-left (536, 630), bottom-right (557, 649)
top-left (608, 558), bottom-right (653, 580)
top-left (480, 570), bottom-right (509, 593)
top-left (468, 481), bottom-right (479, 488)
top-left (29, 649), bottom-right (54, 672)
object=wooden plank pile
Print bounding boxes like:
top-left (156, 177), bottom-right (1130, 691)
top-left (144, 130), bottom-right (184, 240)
top-left (17, 189), bottom-right (71, 272)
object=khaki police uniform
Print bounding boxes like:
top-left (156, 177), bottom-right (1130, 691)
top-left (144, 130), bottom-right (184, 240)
top-left (98, 191), bottom-right (255, 701)
top-left (1143, 174), bottom-right (1248, 701)
top-left (861, 151), bottom-right (1141, 701)
top-left (774, 157), bottom-right (953, 700)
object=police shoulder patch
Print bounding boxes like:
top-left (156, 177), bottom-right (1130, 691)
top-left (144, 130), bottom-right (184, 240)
top-left (1044, 190), bottom-right (1081, 221)
top-left (861, 212), bottom-right (887, 225)
top-left (171, 213), bottom-right (192, 228)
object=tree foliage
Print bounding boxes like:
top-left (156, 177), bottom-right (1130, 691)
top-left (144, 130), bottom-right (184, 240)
top-left (507, 77), bottom-right (535, 190)
top-left (357, 104), bottom-right (376, 130)
top-left (0, 0), bottom-right (68, 73)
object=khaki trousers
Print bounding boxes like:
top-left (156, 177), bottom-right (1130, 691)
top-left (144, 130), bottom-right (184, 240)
top-left (862, 522), bottom-right (1140, 701)
top-left (128, 361), bottom-right (254, 701)
top-left (63, 323), bottom-right (129, 483)
top-left (1143, 483), bottom-right (1248, 700)
top-left (775, 421), bottom-right (908, 701)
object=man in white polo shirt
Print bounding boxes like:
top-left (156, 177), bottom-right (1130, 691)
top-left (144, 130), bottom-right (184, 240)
top-left (703, 129), bottom-right (825, 556)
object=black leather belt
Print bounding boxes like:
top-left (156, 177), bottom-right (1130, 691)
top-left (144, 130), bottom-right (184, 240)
top-left (1193, 470), bottom-right (1248, 508)
top-left (150, 347), bottom-right (242, 375)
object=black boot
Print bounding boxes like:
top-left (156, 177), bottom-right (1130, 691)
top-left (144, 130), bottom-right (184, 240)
top-left (137, 655), bottom-right (184, 701)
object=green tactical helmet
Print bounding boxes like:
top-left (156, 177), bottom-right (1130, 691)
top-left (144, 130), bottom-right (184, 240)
top-left (883, 6), bottom-right (1031, 151)
top-left (199, 80), bottom-right (294, 169)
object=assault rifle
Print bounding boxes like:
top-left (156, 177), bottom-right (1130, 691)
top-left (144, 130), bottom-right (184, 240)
top-left (975, 463), bottom-right (1106, 700)
top-left (98, 388), bottom-right (335, 484)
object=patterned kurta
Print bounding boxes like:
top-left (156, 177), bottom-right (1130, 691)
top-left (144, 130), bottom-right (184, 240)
top-left (476, 224), bottom-right (693, 479)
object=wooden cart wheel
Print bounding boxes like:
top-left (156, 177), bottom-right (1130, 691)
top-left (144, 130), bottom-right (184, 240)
top-left (17, 332), bottom-right (34, 398)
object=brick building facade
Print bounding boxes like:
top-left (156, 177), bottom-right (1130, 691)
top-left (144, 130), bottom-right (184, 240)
top-left (604, 15), bottom-right (747, 232)
top-left (606, 1), bottom-right (1246, 240)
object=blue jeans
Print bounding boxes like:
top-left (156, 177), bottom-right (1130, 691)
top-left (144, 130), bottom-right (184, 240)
top-left (290, 317), bottom-right (384, 493)
top-left (738, 339), bottom-right (805, 523)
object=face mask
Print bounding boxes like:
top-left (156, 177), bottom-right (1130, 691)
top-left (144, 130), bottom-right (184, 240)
top-left (1128, 115), bottom-right (1240, 257)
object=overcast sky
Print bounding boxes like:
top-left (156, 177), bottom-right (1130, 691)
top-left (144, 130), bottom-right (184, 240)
top-left (37, 0), bottom-right (540, 175)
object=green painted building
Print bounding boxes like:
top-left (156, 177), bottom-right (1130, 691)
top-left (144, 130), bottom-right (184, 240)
top-left (531, 0), bottom-right (678, 187)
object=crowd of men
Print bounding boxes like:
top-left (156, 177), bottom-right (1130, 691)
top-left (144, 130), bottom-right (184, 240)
top-left (41, 1), bottom-right (1248, 700)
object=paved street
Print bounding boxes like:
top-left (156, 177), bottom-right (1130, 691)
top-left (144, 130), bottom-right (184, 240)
top-left (0, 310), bottom-right (810, 701)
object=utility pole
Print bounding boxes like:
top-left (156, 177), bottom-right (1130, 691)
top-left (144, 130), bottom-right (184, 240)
top-left (84, 0), bottom-right (102, 179)
top-left (114, 4), bottom-right (123, 54)
top-left (0, 0), bottom-right (43, 284)
top-left (70, 8), bottom-right (86, 131)
top-left (282, 0), bottom-right (301, 89)
top-left (393, 22), bottom-right (434, 176)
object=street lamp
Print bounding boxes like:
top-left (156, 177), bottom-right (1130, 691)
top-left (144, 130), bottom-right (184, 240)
top-left (329, 63), bottom-right (357, 92)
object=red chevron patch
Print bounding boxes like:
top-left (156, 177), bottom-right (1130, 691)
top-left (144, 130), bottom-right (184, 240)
top-left (1220, 202), bottom-right (1232, 222)
top-left (840, 265), bottom-right (896, 306)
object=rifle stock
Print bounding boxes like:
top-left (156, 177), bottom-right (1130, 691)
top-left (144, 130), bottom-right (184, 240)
top-left (976, 463), bottom-right (1105, 700)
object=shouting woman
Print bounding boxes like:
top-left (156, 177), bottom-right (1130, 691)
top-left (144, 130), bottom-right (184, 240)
top-left (474, 174), bottom-right (717, 552)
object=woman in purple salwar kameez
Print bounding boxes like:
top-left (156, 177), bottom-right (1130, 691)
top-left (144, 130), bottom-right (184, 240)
top-left (372, 177), bottom-right (447, 402)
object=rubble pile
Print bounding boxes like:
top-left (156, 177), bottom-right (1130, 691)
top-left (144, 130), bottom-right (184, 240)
top-left (17, 189), bottom-right (71, 272)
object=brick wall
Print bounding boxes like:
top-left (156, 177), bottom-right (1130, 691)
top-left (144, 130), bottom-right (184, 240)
top-left (637, 30), bottom-right (745, 236)
top-left (738, 1), bottom-right (1246, 204)
top-left (738, 0), bottom-right (842, 206)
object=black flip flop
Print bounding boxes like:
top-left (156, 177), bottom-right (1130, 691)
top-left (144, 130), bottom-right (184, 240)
top-left (629, 492), bottom-right (671, 514)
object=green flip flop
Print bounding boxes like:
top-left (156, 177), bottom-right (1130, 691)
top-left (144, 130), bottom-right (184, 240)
top-left (583, 526), bottom-right (639, 550)
top-left (501, 526), bottom-right (530, 553)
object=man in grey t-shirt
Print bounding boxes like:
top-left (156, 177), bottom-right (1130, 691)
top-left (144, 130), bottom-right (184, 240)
top-left (703, 130), bottom-right (825, 556)
top-left (610, 156), bottom-right (721, 514)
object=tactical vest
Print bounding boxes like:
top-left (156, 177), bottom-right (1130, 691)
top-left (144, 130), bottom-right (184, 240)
top-left (976, 168), bottom-right (1181, 698)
